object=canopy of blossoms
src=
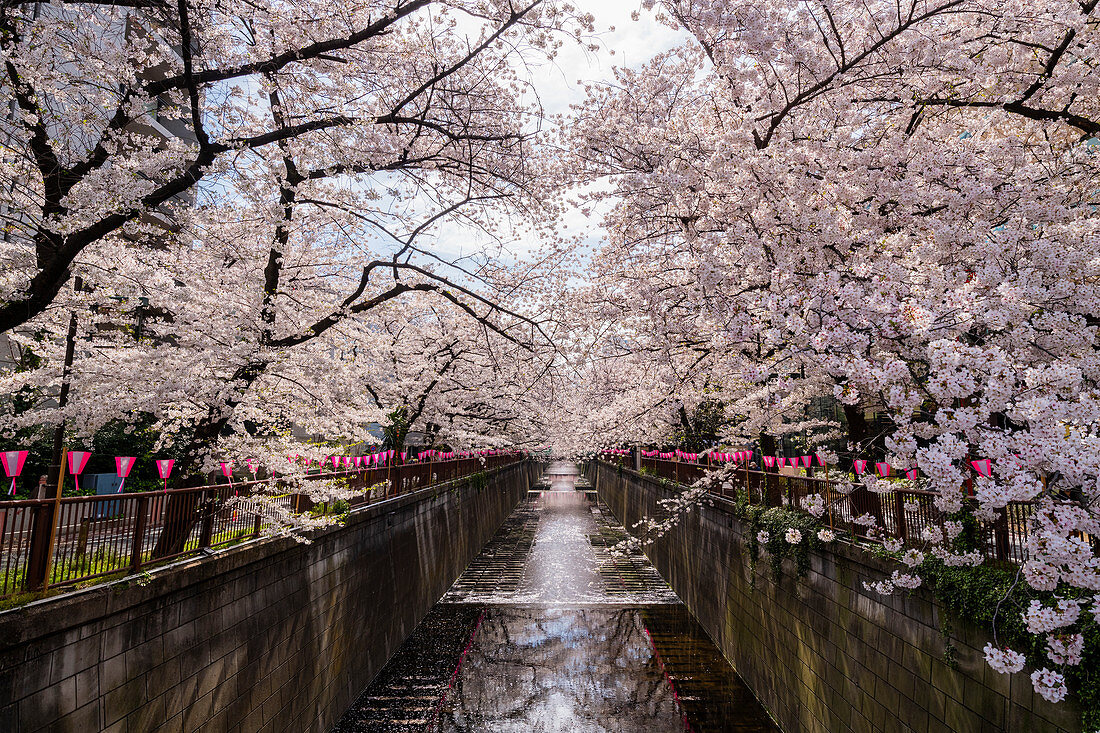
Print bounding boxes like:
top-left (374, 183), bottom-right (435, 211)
top-left (1, 0), bottom-right (1098, 713)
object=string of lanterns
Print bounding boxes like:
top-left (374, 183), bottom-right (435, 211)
top-left (0, 447), bottom-right (527, 496)
top-left (601, 448), bottom-right (998, 481)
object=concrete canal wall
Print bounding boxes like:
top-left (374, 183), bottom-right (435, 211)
top-left (589, 461), bottom-right (1079, 733)
top-left (0, 461), bottom-right (538, 733)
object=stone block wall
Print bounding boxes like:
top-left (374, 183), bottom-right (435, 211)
top-left (589, 461), bottom-right (1079, 733)
top-left (0, 461), bottom-right (538, 733)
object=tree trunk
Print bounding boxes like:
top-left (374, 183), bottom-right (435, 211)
top-left (843, 404), bottom-right (872, 451)
top-left (758, 432), bottom-right (777, 458)
top-left (151, 379), bottom-right (260, 559)
top-left (151, 490), bottom-right (206, 559)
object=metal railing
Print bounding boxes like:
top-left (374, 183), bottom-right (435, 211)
top-left (603, 456), bottom-right (1044, 565)
top-left (0, 455), bottom-right (522, 600)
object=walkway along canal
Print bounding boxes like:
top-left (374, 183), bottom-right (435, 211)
top-left (335, 462), bottom-right (778, 732)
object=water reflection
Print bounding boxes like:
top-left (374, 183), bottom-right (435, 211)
top-left (546, 459), bottom-right (580, 492)
top-left (335, 464), bottom-right (778, 732)
top-left (337, 604), bottom-right (777, 733)
top-left (447, 607), bottom-right (684, 732)
top-left (444, 465), bottom-right (677, 606)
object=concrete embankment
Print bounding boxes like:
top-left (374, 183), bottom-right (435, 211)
top-left (589, 460), bottom-right (1079, 733)
top-left (0, 461), bottom-right (538, 732)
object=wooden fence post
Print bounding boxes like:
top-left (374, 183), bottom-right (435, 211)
top-left (993, 508), bottom-right (1011, 561)
top-left (130, 496), bottom-right (149, 573)
top-left (197, 491), bottom-right (215, 548)
top-left (893, 492), bottom-right (908, 543)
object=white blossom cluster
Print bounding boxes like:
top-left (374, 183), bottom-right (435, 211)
top-left (1024, 599), bottom-right (1081, 635)
top-left (801, 493), bottom-right (825, 518)
top-left (1031, 669), bottom-right (1069, 704)
top-left (982, 644), bottom-right (1026, 675)
top-left (0, 0), bottom-right (593, 531)
top-left (3, 0), bottom-right (1100, 712)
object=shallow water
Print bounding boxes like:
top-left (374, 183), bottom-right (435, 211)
top-left (335, 464), bottom-right (778, 732)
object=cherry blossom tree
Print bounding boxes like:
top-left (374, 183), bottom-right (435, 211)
top-left (1, 0), bottom-right (590, 475)
top-left (566, 0), bottom-right (1100, 704)
top-left (0, 0), bottom-right (593, 332)
top-left (6, 0), bottom-right (1100, 704)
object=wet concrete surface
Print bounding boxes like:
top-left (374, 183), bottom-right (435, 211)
top-left (335, 462), bottom-right (778, 732)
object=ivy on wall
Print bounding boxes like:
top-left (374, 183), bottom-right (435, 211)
top-left (902, 558), bottom-right (1099, 731)
top-left (731, 492), bottom-right (829, 582)
top-left (728, 482), bottom-right (1099, 731)
top-left (609, 462), bottom-right (1099, 730)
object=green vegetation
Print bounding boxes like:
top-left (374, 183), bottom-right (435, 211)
top-left (309, 500), bottom-right (351, 519)
top-left (468, 471), bottom-right (488, 492)
top-left (730, 490), bottom-right (825, 581)
top-left (918, 560), bottom-right (1100, 730)
top-left (863, 517), bottom-right (1100, 730)
top-left (0, 522), bottom-right (262, 610)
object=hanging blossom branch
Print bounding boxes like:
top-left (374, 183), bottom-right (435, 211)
top-left (607, 466), bottom-right (717, 558)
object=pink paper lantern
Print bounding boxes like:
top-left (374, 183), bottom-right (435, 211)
top-left (2, 450), bottom-right (28, 495)
top-left (971, 459), bottom-right (993, 477)
top-left (1, 450), bottom-right (27, 479)
top-left (114, 456), bottom-right (137, 493)
top-left (68, 450), bottom-right (92, 492)
top-left (875, 462), bottom-right (891, 477)
top-left (68, 450), bottom-right (91, 474)
top-left (156, 459), bottom-right (175, 492)
top-left (853, 459), bottom-right (867, 475)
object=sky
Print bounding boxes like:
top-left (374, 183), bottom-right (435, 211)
top-left (421, 0), bottom-right (690, 267)
top-left (526, 1), bottom-right (688, 116)
top-left (197, 1), bottom-right (692, 291)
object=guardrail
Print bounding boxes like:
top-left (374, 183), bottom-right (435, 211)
top-left (601, 455), bottom-right (1039, 564)
top-left (0, 455), bottom-right (522, 600)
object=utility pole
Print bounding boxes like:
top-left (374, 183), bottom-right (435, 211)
top-left (49, 276), bottom-right (82, 474)
top-left (27, 277), bottom-right (82, 589)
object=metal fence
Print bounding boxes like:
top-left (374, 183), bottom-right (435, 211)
top-left (0, 455), bottom-right (521, 600)
top-left (603, 456), bottom-right (1041, 565)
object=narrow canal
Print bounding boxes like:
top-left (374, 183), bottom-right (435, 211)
top-left (334, 462), bottom-right (778, 732)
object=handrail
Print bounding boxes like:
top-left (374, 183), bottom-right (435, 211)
top-left (0, 455), bottom-right (525, 600)
top-left (599, 456), bottom-right (1043, 565)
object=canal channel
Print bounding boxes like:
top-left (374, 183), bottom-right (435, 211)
top-left (334, 462), bottom-right (778, 732)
